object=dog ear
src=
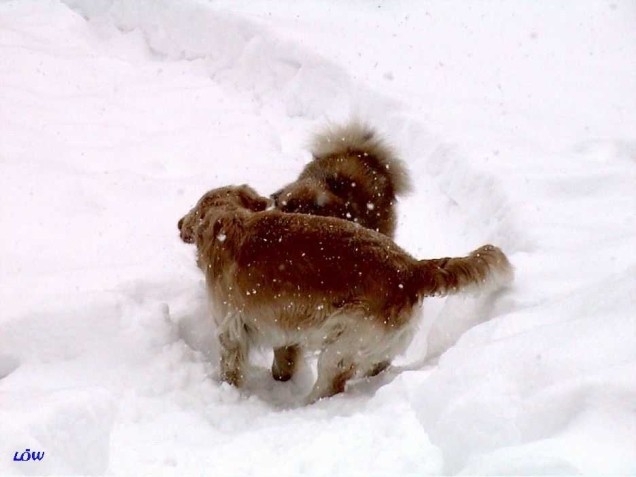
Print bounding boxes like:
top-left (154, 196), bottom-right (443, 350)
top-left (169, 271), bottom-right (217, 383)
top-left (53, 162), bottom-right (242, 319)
top-left (196, 211), bottom-right (244, 256)
top-left (237, 184), bottom-right (272, 211)
top-left (195, 208), bottom-right (219, 244)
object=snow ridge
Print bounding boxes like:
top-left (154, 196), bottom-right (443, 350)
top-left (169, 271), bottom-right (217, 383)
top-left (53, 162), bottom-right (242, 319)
top-left (2, 0), bottom-right (634, 475)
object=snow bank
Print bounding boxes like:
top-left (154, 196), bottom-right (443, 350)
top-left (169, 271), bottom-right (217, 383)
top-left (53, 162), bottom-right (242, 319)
top-left (1, 0), bottom-right (635, 474)
top-left (65, 0), bottom-right (357, 122)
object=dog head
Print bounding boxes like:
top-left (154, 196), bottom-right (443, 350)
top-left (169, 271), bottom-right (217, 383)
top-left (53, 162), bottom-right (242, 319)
top-left (178, 184), bottom-right (271, 244)
top-left (272, 177), bottom-right (352, 220)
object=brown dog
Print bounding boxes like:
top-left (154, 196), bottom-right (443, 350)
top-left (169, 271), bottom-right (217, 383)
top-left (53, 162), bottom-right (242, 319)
top-left (178, 185), bottom-right (513, 403)
top-left (271, 122), bottom-right (412, 381)
top-left (272, 121), bottom-right (411, 237)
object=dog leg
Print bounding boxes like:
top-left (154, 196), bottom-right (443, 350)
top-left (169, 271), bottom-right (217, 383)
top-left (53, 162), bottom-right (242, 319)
top-left (306, 318), bottom-right (397, 403)
top-left (306, 328), bottom-right (360, 404)
top-left (307, 350), bottom-right (357, 404)
top-left (217, 318), bottom-right (248, 388)
top-left (272, 345), bottom-right (300, 382)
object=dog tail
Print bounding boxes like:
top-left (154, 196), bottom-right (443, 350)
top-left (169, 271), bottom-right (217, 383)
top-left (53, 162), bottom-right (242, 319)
top-left (414, 245), bottom-right (513, 298)
top-left (310, 121), bottom-right (412, 196)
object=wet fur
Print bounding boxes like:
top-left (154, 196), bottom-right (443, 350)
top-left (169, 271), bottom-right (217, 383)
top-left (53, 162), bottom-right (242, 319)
top-left (272, 121), bottom-right (411, 237)
top-left (271, 121), bottom-right (412, 381)
top-left (178, 185), bottom-right (513, 403)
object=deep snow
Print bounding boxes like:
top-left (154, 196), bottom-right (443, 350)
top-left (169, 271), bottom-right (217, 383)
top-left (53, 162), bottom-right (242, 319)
top-left (1, 0), bottom-right (635, 475)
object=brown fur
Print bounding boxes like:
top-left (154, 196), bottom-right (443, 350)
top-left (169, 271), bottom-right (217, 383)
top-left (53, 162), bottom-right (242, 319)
top-left (272, 121), bottom-right (411, 237)
top-left (178, 185), bottom-right (513, 403)
top-left (270, 121), bottom-right (412, 380)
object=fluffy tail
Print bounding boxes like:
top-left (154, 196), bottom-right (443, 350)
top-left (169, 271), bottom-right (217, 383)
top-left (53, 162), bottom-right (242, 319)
top-left (415, 245), bottom-right (513, 297)
top-left (310, 121), bottom-right (412, 196)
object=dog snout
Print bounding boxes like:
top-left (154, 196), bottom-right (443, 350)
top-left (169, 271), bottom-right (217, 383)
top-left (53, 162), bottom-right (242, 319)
top-left (180, 228), bottom-right (195, 244)
top-left (177, 216), bottom-right (195, 243)
top-left (181, 234), bottom-right (194, 244)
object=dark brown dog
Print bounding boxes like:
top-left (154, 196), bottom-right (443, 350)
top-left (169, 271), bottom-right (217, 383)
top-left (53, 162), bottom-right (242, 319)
top-left (178, 185), bottom-right (513, 403)
top-left (272, 121), bottom-right (411, 237)
top-left (271, 122), bottom-right (412, 380)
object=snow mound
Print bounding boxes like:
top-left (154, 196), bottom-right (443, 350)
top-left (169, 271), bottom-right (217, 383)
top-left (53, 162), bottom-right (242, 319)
top-left (1, 0), bottom-right (635, 475)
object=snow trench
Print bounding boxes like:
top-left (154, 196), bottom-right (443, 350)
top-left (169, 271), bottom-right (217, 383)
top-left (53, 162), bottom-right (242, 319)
top-left (1, 0), bottom-right (634, 475)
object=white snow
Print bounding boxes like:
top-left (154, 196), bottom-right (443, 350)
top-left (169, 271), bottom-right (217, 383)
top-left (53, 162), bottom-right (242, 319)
top-left (1, 0), bottom-right (635, 475)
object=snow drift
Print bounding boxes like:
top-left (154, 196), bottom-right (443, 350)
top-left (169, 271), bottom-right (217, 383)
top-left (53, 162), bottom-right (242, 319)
top-left (1, 0), bottom-right (635, 475)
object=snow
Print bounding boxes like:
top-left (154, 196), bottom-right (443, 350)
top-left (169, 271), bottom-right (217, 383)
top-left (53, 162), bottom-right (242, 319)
top-left (1, 0), bottom-right (635, 475)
